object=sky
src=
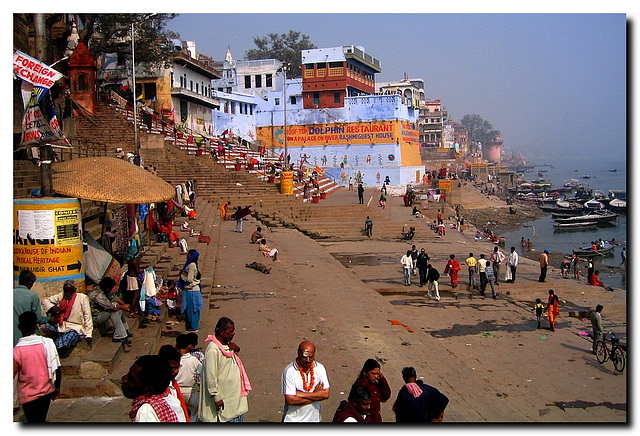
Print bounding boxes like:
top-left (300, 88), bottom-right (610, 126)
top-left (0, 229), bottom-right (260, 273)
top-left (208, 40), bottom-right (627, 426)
top-left (166, 11), bottom-right (627, 164)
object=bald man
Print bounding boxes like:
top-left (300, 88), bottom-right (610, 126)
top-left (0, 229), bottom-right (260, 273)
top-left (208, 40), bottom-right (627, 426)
top-left (281, 340), bottom-right (330, 422)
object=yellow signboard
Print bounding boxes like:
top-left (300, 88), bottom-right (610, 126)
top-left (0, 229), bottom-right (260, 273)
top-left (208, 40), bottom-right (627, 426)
top-left (13, 198), bottom-right (83, 283)
top-left (439, 180), bottom-right (452, 193)
top-left (280, 171), bottom-right (293, 195)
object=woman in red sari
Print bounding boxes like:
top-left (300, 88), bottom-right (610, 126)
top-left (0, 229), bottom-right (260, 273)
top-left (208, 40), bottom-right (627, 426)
top-left (546, 289), bottom-right (560, 332)
top-left (351, 359), bottom-right (391, 422)
top-left (444, 254), bottom-right (462, 288)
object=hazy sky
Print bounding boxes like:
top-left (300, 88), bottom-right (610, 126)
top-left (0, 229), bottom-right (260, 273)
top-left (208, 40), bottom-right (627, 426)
top-left (168, 12), bottom-right (627, 163)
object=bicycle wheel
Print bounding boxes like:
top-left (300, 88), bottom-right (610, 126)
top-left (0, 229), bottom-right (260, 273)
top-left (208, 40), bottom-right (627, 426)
top-left (611, 346), bottom-right (626, 373)
top-left (595, 340), bottom-right (607, 363)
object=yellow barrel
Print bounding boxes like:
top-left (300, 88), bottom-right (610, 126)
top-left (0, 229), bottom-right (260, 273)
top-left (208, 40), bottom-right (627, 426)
top-left (280, 170), bottom-right (293, 195)
top-left (13, 197), bottom-right (85, 295)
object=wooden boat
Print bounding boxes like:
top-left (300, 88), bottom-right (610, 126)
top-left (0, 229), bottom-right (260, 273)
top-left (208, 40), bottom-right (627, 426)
top-left (553, 211), bottom-right (619, 225)
top-left (608, 198), bottom-right (626, 213)
top-left (573, 242), bottom-right (614, 256)
top-left (553, 221), bottom-right (598, 231)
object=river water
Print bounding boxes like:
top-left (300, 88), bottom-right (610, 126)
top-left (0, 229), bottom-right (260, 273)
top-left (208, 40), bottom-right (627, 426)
top-left (500, 155), bottom-right (627, 289)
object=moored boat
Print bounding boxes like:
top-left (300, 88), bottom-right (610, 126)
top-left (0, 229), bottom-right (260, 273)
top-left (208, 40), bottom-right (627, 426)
top-left (573, 242), bottom-right (614, 256)
top-left (608, 198), bottom-right (626, 213)
top-left (553, 210), bottom-right (619, 225)
top-left (553, 221), bottom-right (598, 231)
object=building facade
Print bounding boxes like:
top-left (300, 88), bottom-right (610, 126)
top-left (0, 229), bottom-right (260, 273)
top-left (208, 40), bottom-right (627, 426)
top-left (254, 45), bottom-right (424, 186)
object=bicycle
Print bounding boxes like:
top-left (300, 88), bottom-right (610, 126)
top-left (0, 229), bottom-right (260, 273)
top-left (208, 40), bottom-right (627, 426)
top-left (595, 331), bottom-right (626, 374)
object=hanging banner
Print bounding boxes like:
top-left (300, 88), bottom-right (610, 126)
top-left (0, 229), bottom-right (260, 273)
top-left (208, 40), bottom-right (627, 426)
top-left (13, 51), bottom-right (63, 89)
top-left (20, 86), bottom-right (70, 147)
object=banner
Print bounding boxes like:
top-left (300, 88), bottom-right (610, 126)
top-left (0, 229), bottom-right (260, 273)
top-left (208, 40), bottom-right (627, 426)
top-left (13, 51), bottom-right (63, 89)
top-left (20, 86), bottom-right (70, 147)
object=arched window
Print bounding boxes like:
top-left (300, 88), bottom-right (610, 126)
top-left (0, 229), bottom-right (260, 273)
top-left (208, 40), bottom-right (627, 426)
top-left (77, 73), bottom-right (88, 91)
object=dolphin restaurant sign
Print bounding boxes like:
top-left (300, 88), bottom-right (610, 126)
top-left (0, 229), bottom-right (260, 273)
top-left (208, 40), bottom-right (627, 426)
top-left (257, 120), bottom-right (418, 147)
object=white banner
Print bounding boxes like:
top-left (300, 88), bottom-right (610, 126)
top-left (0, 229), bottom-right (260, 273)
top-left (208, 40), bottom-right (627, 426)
top-left (13, 51), bottom-right (63, 89)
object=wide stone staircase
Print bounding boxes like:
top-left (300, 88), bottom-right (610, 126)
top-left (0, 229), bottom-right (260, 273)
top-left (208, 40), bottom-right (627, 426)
top-left (13, 98), bottom-right (438, 399)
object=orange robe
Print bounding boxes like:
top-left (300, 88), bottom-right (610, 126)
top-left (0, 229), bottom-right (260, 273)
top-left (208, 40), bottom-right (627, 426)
top-left (548, 295), bottom-right (559, 329)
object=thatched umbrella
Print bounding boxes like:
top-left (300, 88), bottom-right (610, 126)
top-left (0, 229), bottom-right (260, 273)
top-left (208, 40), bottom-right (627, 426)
top-left (52, 156), bottom-right (176, 249)
top-left (52, 156), bottom-right (175, 203)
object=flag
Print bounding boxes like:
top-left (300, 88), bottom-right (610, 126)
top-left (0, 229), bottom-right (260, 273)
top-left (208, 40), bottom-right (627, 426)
top-left (279, 152), bottom-right (284, 161)
top-left (221, 129), bottom-right (229, 137)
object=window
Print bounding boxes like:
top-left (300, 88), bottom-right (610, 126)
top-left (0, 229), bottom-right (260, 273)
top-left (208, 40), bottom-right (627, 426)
top-left (333, 92), bottom-right (341, 104)
top-left (255, 74), bottom-right (262, 88)
top-left (266, 74), bottom-right (272, 87)
top-left (313, 92), bottom-right (320, 107)
top-left (290, 96), bottom-right (297, 105)
top-left (275, 98), bottom-right (280, 106)
top-left (329, 62), bottom-right (342, 68)
top-left (143, 82), bottom-right (156, 100)
top-left (244, 75), bottom-right (251, 88)
top-left (77, 73), bottom-right (87, 91)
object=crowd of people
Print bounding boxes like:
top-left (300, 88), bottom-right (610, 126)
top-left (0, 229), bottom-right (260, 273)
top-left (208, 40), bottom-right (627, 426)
top-left (119, 332), bottom-right (450, 423)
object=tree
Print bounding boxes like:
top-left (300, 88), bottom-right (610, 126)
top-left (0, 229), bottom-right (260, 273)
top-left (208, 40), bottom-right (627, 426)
top-left (245, 30), bottom-right (317, 78)
top-left (460, 114), bottom-right (501, 146)
top-left (76, 13), bottom-right (179, 71)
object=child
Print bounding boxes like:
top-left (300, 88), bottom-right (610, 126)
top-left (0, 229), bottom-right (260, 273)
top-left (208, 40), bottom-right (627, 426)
top-left (533, 298), bottom-right (545, 329)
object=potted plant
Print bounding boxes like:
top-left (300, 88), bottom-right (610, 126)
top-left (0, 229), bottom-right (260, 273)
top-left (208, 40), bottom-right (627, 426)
top-left (234, 158), bottom-right (242, 171)
top-left (320, 190), bottom-right (327, 199)
top-left (312, 189), bottom-right (320, 203)
top-left (267, 166), bottom-right (276, 183)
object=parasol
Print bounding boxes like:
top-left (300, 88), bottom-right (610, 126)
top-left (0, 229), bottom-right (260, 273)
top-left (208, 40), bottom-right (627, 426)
top-left (52, 156), bottom-right (175, 204)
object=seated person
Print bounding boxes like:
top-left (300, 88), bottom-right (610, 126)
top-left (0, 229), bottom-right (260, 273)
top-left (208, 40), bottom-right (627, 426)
top-left (589, 270), bottom-right (613, 291)
top-left (42, 281), bottom-right (93, 356)
top-left (88, 277), bottom-right (132, 344)
top-left (259, 238), bottom-right (279, 261)
top-left (250, 226), bottom-right (264, 244)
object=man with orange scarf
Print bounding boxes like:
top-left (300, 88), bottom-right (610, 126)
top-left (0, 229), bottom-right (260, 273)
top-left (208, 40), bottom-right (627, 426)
top-left (199, 317), bottom-right (251, 422)
top-left (41, 281), bottom-right (93, 356)
top-left (443, 254), bottom-right (462, 288)
top-left (546, 289), bottom-right (560, 332)
top-left (282, 340), bottom-right (331, 422)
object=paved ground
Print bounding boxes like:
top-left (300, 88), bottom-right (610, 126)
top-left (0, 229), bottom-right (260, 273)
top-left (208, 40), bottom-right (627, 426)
top-left (17, 184), bottom-right (630, 425)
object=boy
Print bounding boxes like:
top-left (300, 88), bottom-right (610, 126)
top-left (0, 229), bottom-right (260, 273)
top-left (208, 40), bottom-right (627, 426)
top-left (13, 311), bottom-right (62, 422)
top-left (533, 298), bottom-right (545, 329)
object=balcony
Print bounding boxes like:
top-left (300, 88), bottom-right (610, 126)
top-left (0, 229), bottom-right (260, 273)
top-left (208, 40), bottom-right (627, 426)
top-left (172, 51), bottom-right (221, 79)
top-left (171, 87), bottom-right (220, 108)
top-left (342, 45), bottom-right (382, 72)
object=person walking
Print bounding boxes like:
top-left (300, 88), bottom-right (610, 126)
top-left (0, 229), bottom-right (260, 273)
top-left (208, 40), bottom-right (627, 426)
top-left (199, 317), bottom-right (251, 422)
top-left (234, 206), bottom-right (243, 233)
top-left (546, 289), bottom-right (560, 332)
top-left (401, 250), bottom-right (413, 286)
top-left (410, 245), bottom-right (419, 275)
top-left (443, 254), bottom-right (461, 288)
top-left (586, 256), bottom-right (595, 284)
top-left (426, 264), bottom-right (441, 301)
top-left (178, 249), bottom-right (203, 333)
top-left (484, 264), bottom-right (497, 299)
top-left (571, 254), bottom-right (581, 280)
top-left (478, 254), bottom-right (488, 295)
top-left (590, 305), bottom-right (604, 354)
top-left (538, 249), bottom-right (550, 282)
top-left (364, 216), bottom-right (373, 237)
top-left (490, 246), bottom-right (505, 285)
top-left (506, 246), bottom-right (518, 283)
top-left (281, 340), bottom-right (330, 422)
top-left (618, 247), bottom-right (626, 268)
top-left (417, 249), bottom-right (430, 287)
top-left (357, 184), bottom-right (364, 204)
top-left (350, 359), bottom-right (391, 422)
top-left (465, 253), bottom-right (478, 290)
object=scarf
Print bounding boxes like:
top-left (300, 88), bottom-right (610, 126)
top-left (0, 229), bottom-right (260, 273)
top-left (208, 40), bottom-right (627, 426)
top-left (57, 293), bottom-right (77, 325)
top-left (391, 382), bottom-right (423, 413)
top-left (129, 389), bottom-right (180, 422)
top-left (172, 380), bottom-right (191, 422)
top-left (15, 334), bottom-right (59, 381)
top-left (180, 250), bottom-right (199, 274)
top-left (205, 335), bottom-right (252, 396)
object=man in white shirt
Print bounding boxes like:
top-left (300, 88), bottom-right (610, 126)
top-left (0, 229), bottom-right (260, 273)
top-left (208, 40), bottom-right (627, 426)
top-left (175, 334), bottom-right (202, 419)
top-left (506, 246), bottom-right (519, 283)
top-left (282, 340), bottom-right (330, 422)
top-left (401, 250), bottom-right (413, 286)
